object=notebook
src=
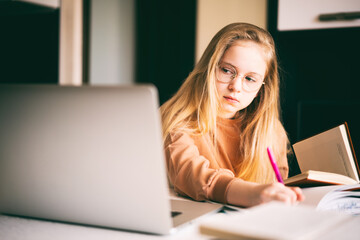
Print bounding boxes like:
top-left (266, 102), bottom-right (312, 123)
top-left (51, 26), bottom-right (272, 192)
top-left (199, 201), bottom-right (351, 240)
top-left (0, 84), bottom-right (222, 235)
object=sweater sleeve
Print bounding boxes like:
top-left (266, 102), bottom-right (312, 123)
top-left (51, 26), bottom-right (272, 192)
top-left (165, 131), bottom-right (235, 203)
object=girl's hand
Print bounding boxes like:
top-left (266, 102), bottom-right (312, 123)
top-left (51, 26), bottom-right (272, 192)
top-left (252, 182), bottom-right (305, 205)
top-left (226, 180), bottom-right (305, 207)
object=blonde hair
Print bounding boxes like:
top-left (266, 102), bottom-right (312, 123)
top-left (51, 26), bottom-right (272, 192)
top-left (160, 23), bottom-right (287, 183)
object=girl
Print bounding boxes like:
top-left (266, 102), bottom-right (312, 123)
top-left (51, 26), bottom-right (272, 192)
top-left (160, 23), bottom-right (304, 207)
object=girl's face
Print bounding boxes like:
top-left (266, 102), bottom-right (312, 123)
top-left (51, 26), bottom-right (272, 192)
top-left (215, 41), bottom-right (267, 119)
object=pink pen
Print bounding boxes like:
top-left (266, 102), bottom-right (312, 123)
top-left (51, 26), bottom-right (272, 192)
top-left (267, 147), bottom-right (284, 184)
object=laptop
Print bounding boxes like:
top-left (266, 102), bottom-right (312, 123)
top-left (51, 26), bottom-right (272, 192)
top-left (0, 84), bottom-right (222, 235)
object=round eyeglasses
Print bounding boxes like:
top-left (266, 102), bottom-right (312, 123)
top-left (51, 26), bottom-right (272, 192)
top-left (216, 63), bottom-right (265, 92)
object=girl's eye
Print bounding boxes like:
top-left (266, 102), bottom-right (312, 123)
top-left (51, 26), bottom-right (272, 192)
top-left (245, 76), bottom-right (257, 83)
top-left (221, 67), bottom-right (234, 75)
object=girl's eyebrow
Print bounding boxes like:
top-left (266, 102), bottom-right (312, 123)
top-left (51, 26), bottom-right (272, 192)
top-left (220, 61), bottom-right (264, 78)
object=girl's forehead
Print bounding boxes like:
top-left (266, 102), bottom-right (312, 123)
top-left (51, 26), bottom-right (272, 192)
top-left (222, 40), bottom-right (270, 64)
top-left (220, 41), bottom-right (268, 76)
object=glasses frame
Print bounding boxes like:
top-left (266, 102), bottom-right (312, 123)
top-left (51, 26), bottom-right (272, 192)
top-left (215, 63), bottom-right (265, 92)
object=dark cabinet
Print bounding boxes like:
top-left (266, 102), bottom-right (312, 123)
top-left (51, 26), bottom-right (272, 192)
top-left (0, 1), bottom-right (59, 84)
top-left (268, 0), bottom-right (360, 176)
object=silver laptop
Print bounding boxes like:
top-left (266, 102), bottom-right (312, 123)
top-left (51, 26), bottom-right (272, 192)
top-left (0, 84), bottom-right (222, 235)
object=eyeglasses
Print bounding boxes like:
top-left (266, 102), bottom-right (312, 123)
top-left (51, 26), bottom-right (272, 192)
top-left (216, 63), bottom-right (265, 92)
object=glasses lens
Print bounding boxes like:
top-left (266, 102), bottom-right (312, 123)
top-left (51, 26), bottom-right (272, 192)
top-left (243, 74), bottom-right (263, 91)
top-left (216, 64), bottom-right (235, 83)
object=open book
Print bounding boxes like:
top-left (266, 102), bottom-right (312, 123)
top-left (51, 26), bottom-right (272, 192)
top-left (284, 123), bottom-right (360, 187)
top-left (302, 184), bottom-right (360, 215)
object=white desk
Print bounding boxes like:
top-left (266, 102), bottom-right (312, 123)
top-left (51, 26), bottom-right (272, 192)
top-left (0, 214), bottom-right (209, 240)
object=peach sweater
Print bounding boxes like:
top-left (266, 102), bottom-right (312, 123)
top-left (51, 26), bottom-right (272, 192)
top-left (164, 117), bottom-right (289, 204)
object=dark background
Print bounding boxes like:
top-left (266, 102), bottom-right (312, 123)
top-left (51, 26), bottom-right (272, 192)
top-left (135, 0), bottom-right (197, 105)
top-left (268, 0), bottom-right (360, 176)
top-left (0, 0), bottom-right (196, 104)
top-left (0, 1), bottom-right (59, 84)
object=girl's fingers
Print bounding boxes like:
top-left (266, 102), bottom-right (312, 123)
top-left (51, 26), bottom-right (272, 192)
top-left (261, 183), bottom-right (303, 204)
top-left (291, 186), bottom-right (305, 201)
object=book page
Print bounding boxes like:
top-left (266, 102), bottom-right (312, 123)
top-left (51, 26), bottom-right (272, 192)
top-left (339, 125), bottom-right (359, 182)
top-left (317, 184), bottom-right (360, 215)
top-left (293, 124), bottom-right (358, 181)
top-left (301, 185), bottom-right (340, 206)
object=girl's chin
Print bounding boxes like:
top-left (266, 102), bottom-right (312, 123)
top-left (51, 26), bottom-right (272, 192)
top-left (223, 103), bottom-right (240, 112)
top-left (219, 108), bottom-right (238, 119)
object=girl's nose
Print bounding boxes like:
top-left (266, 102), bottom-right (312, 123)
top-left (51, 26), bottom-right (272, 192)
top-left (228, 74), bottom-right (243, 92)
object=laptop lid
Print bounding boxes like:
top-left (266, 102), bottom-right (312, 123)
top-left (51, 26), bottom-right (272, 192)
top-left (0, 84), bottom-right (175, 234)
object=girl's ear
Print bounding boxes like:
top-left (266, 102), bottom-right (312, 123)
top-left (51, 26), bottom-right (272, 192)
top-left (256, 83), bottom-right (266, 98)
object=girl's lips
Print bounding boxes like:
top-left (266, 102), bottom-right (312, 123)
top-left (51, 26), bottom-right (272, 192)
top-left (224, 96), bottom-right (239, 103)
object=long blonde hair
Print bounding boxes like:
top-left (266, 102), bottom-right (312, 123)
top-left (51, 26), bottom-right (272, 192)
top-left (160, 23), bottom-right (287, 183)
